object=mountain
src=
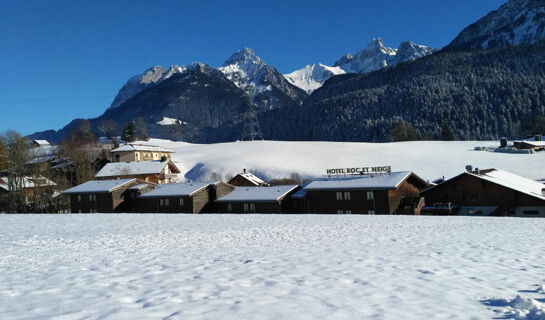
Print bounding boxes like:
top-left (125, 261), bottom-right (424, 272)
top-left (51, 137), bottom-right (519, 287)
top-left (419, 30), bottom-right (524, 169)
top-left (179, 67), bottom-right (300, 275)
top-left (283, 63), bottom-right (346, 94)
top-left (109, 65), bottom-right (186, 110)
top-left (218, 48), bottom-right (307, 109)
top-left (446, 0), bottom-right (545, 51)
top-left (333, 38), bottom-right (436, 74)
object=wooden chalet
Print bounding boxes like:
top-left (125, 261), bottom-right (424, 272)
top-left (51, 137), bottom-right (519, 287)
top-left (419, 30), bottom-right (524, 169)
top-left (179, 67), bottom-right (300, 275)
top-left (137, 182), bottom-right (215, 213)
top-left (215, 185), bottom-right (299, 213)
top-left (421, 168), bottom-right (545, 217)
top-left (0, 175), bottom-right (58, 205)
top-left (95, 160), bottom-right (180, 184)
top-left (110, 144), bottom-right (173, 162)
top-left (301, 171), bottom-right (429, 215)
top-left (228, 169), bottom-right (268, 187)
top-left (62, 178), bottom-right (153, 213)
top-left (513, 140), bottom-right (545, 151)
top-left (31, 140), bottom-right (51, 148)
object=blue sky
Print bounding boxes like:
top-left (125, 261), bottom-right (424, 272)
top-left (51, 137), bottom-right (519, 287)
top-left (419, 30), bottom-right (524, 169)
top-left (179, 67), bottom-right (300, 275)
top-left (0, 0), bottom-right (506, 135)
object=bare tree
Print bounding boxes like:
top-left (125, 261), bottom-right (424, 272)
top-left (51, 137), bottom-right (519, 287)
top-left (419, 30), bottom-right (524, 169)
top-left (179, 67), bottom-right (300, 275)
top-left (98, 120), bottom-right (119, 139)
top-left (1, 130), bottom-right (30, 212)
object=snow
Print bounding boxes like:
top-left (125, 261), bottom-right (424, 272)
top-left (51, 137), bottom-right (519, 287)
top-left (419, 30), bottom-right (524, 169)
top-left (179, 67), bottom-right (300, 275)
top-left (138, 182), bottom-right (209, 198)
top-left (140, 139), bottom-right (545, 183)
top-left (304, 171), bottom-right (413, 191)
top-left (62, 179), bottom-right (135, 194)
top-left (2, 214), bottom-right (545, 319)
top-left (156, 117), bottom-right (183, 126)
top-left (0, 175), bottom-right (57, 191)
top-left (215, 185), bottom-right (298, 202)
top-left (95, 161), bottom-right (170, 178)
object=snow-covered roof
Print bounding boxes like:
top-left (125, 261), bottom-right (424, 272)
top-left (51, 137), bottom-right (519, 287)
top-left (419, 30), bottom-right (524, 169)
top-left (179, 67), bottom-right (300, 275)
top-left (303, 171), bottom-right (414, 191)
top-left (0, 175), bottom-right (57, 191)
top-left (515, 140), bottom-right (545, 147)
top-left (216, 185), bottom-right (298, 203)
top-left (466, 169), bottom-right (545, 201)
top-left (33, 140), bottom-right (50, 146)
top-left (232, 172), bottom-right (267, 186)
top-left (95, 161), bottom-right (174, 178)
top-left (63, 179), bottom-right (136, 194)
top-left (111, 144), bottom-right (173, 153)
top-left (138, 182), bottom-right (209, 198)
top-left (291, 182), bottom-right (310, 199)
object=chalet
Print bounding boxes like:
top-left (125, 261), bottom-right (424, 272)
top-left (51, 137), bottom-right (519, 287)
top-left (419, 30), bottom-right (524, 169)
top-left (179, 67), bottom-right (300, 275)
top-left (215, 185), bottom-right (299, 213)
top-left (110, 144), bottom-right (173, 162)
top-left (31, 140), bottom-right (51, 148)
top-left (62, 178), bottom-right (151, 213)
top-left (302, 171), bottom-right (429, 215)
top-left (95, 160), bottom-right (180, 184)
top-left (206, 181), bottom-right (236, 212)
top-left (421, 168), bottom-right (545, 217)
top-left (120, 183), bottom-right (158, 212)
top-left (137, 182), bottom-right (213, 213)
top-left (228, 169), bottom-right (268, 187)
top-left (513, 140), bottom-right (545, 151)
top-left (0, 175), bottom-right (58, 199)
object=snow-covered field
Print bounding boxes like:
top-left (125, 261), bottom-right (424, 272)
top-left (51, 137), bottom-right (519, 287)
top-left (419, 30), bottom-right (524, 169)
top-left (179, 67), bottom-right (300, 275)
top-left (143, 139), bottom-right (545, 183)
top-left (2, 214), bottom-right (545, 319)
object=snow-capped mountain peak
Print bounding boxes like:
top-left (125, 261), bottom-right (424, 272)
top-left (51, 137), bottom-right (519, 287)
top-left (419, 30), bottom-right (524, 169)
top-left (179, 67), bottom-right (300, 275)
top-left (446, 0), bottom-right (545, 51)
top-left (218, 48), bottom-right (268, 90)
top-left (333, 38), bottom-right (435, 74)
top-left (283, 63), bottom-right (346, 94)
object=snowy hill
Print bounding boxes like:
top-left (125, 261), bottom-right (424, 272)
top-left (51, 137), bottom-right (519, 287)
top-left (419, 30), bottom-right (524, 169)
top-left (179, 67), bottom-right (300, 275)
top-left (283, 63), bottom-right (346, 94)
top-left (144, 139), bottom-right (545, 183)
top-left (333, 38), bottom-right (436, 74)
top-left (446, 0), bottom-right (545, 50)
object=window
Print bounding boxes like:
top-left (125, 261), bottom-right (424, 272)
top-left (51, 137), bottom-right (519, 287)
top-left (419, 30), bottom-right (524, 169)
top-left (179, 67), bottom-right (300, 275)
top-left (368, 210), bottom-right (375, 215)
top-left (227, 204), bottom-right (232, 212)
top-left (337, 210), bottom-right (344, 215)
top-left (336, 192), bottom-right (343, 200)
top-left (468, 209), bottom-right (483, 215)
top-left (179, 198), bottom-right (184, 206)
top-left (366, 191), bottom-right (374, 200)
top-left (244, 203), bottom-right (249, 212)
top-left (77, 195), bottom-right (81, 202)
top-left (78, 209), bottom-right (82, 213)
top-left (250, 203), bottom-right (255, 212)
top-left (136, 153), bottom-right (140, 161)
top-left (345, 210), bottom-right (352, 215)
top-left (164, 199), bottom-right (169, 206)
top-left (344, 192), bottom-right (351, 200)
top-left (160, 199), bottom-right (169, 207)
top-left (89, 194), bottom-right (96, 201)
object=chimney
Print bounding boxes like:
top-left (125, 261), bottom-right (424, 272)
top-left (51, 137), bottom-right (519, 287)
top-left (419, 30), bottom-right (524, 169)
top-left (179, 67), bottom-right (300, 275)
top-left (243, 168), bottom-right (246, 174)
top-left (536, 135), bottom-right (542, 142)
top-left (475, 168), bottom-right (480, 175)
top-left (542, 188), bottom-right (545, 197)
top-left (465, 165), bottom-right (473, 172)
top-left (500, 138), bottom-right (508, 148)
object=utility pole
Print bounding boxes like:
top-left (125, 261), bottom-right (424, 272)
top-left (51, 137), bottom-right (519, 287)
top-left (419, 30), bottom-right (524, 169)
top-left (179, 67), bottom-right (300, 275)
top-left (241, 85), bottom-right (264, 141)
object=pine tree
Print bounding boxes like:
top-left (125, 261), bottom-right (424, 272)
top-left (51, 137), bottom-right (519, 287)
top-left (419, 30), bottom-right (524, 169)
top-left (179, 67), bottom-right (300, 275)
top-left (440, 123), bottom-right (456, 141)
top-left (122, 121), bottom-right (136, 143)
top-left (134, 117), bottom-right (150, 141)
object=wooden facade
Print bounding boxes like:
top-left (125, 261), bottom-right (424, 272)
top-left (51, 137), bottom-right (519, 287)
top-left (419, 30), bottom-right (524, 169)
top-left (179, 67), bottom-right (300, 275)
top-left (214, 185), bottom-right (299, 214)
top-left (95, 160), bottom-right (180, 185)
top-left (303, 173), bottom-right (427, 215)
top-left (137, 186), bottom-right (210, 214)
top-left (228, 171), bottom-right (268, 187)
top-left (421, 170), bottom-right (545, 216)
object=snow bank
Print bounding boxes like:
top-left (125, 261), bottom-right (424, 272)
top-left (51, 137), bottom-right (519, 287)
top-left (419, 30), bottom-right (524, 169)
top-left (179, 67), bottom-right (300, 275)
top-left (140, 139), bottom-right (545, 183)
top-left (2, 215), bottom-right (545, 319)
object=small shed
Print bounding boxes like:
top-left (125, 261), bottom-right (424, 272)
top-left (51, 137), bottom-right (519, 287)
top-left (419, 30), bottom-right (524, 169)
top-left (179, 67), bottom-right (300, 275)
top-left (137, 182), bottom-right (212, 213)
top-left (228, 169), bottom-right (268, 187)
top-left (215, 185), bottom-right (299, 213)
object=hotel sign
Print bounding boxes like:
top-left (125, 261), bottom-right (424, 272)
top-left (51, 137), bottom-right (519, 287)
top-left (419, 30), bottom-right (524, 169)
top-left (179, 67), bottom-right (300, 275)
top-left (326, 166), bottom-right (392, 175)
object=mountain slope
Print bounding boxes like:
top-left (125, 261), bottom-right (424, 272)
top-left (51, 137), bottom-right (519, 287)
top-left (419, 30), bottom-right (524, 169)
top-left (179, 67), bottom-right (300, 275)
top-left (218, 48), bottom-right (308, 109)
top-left (446, 0), bottom-right (545, 51)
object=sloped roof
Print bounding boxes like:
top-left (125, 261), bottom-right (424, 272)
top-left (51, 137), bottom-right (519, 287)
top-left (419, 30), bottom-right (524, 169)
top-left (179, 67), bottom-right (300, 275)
top-left (111, 144), bottom-right (173, 153)
top-left (291, 182), bottom-right (310, 199)
top-left (127, 183), bottom-right (154, 191)
top-left (138, 182), bottom-right (209, 198)
top-left (0, 175), bottom-right (57, 191)
top-left (216, 185), bottom-right (298, 203)
top-left (62, 179), bottom-right (136, 194)
top-left (467, 169), bottom-right (545, 201)
top-left (33, 140), bottom-right (50, 146)
top-left (95, 160), bottom-right (176, 178)
top-left (303, 171), bottom-right (414, 191)
top-left (231, 172), bottom-right (267, 186)
top-left (515, 140), bottom-right (545, 147)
